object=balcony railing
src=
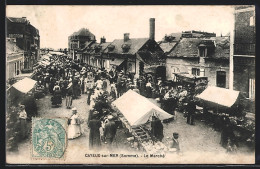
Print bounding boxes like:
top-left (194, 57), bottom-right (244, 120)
top-left (234, 43), bottom-right (255, 55)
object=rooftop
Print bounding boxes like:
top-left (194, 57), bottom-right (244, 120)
top-left (70, 28), bottom-right (95, 38)
top-left (168, 36), bottom-right (230, 59)
top-left (7, 17), bottom-right (28, 23)
top-left (103, 38), bottom-right (149, 55)
top-left (6, 39), bottom-right (24, 55)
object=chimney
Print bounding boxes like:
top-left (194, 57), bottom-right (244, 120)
top-left (124, 33), bottom-right (130, 42)
top-left (149, 18), bottom-right (155, 40)
top-left (100, 36), bottom-right (106, 44)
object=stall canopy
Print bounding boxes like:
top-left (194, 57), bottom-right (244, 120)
top-left (12, 77), bottom-right (37, 93)
top-left (112, 90), bottom-right (173, 126)
top-left (41, 55), bottom-right (50, 61)
top-left (196, 86), bottom-right (240, 108)
top-left (49, 51), bottom-right (64, 56)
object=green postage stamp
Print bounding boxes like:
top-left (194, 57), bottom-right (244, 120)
top-left (31, 118), bottom-right (67, 159)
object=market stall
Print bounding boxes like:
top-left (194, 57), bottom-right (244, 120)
top-left (7, 77), bottom-right (37, 107)
top-left (112, 90), bottom-right (173, 154)
top-left (173, 72), bottom-right (208, 112)
top-left (196, 86), bottom-right (254, 147)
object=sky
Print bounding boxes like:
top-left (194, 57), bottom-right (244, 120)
top-left (6, 5), bottom-right (234, 49)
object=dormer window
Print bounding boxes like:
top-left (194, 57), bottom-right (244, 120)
top-left (122, 43), bottom-right (131, 53)
top-left (95, 46), bottom-right (102, 53)
top-left (198, 40), bottom-right (215, 57)
top-left (108, 45), bottom-right (115, 52)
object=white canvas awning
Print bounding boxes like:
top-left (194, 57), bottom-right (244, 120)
top-left (41, 55), bottom-right (50, 60)
top-left (49, 51), bottom-right (64, 56)
top-left (110, 59), bottom-right (125, 66)
top-left (39, 60), bottom-right (50, 66)
top-left (12, 77), bottom-right (37, 93)
top-left (196, 86), bottom-right (240, 108)
top-left (112, 90), bottom-right (173, 126)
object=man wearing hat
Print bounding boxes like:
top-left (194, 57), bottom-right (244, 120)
top-left (104, 115), bottom-right (117, 148)
top-left (169, 132), bottom-right (180, 153)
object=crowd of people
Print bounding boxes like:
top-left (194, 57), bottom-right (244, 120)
top-left (9, 53), bottom-right (241, 154)
top-left (30, 54), bottom-right (193, 152)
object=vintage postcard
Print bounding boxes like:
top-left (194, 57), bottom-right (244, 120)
top-left (6, 5), bottom-right (255, 164)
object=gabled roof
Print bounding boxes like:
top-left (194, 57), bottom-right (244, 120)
top-left (103, 38), bottom-right (149, 55)
top-left (159, 42), bottom-right (178, 53)
top-left (209, 36), bottom-right (230, 59)
top-left (168, 37), bottom-right (230, 59)
top-left (81, 41), bottom-right (96, 51)
top-left (6, 40), bottom-right (24, 55)
top-left (90, 42), bottom-right (112, 54)
top-left (7, 17), bottom-right (28, 23)
top-left (83, 42), bottom-right (99, 53)
top-left (168, 38), bottom-right (201, 57)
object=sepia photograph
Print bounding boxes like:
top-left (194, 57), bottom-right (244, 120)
top-left (5, 5), bottom-right (255, 164)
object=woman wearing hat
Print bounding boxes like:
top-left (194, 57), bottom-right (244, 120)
top-left (68, 107), bottom-right (82, 139)
top-left (51, 83), bottom-right (62, 107)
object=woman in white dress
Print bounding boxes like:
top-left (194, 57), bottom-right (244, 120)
top-left (68, 107), bottom-right (82, 139)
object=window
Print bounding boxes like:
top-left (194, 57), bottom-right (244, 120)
top-left (102, 60), bottom-right (105, 68)
top-left (199, 48), bottom-right (207, 57)
top-left (216, 71), bottom-right (226, 88)
top-left (249, 78), bottom-right (255, 99)
top-left (200, 68), bottom-right (205, 77)
top-left (171, 66), bottom-right (180, 81)
top-left (128, 63), bottom-right (133, 72)
top-left (192, 68), bottom-right (200, 76)
top-left (106, 60), bottom-right (110, 69)
top-left (14, 63), bottom-right (17, 76)
top-left (250, 16), bottom-right (255, 26)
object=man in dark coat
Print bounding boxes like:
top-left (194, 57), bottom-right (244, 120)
top-left (104, 115), bottom-right (117, 146)
top-left (151, 116), bottom-right (164, 142)
top-left (21, 93), bottom-right (37, 120)
top-left (186, 99), bottom-right (196, 125)
top-left (88, 112), bottom-right (101, 150)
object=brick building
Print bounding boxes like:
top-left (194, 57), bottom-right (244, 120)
top-left (6, 17), bottom-right (40, 71)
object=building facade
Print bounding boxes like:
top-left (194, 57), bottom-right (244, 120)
top-left (232, 5), bottom-right (255, 99)
top-left (6, 38), bottom-right (24, 80)
top-left (230, 5), bottom-right (255, 113)
top-left (166, 36), bottom-right (230, 88)
top-left (6, 17), bottom-right (40, 71)
top-left (101, 18), bottom-right (165, 79)
top-left (68, 28), bottom-right (96, 60)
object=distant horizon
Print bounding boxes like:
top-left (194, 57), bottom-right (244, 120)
top-left (6, 5), bottom-right (234, 49)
